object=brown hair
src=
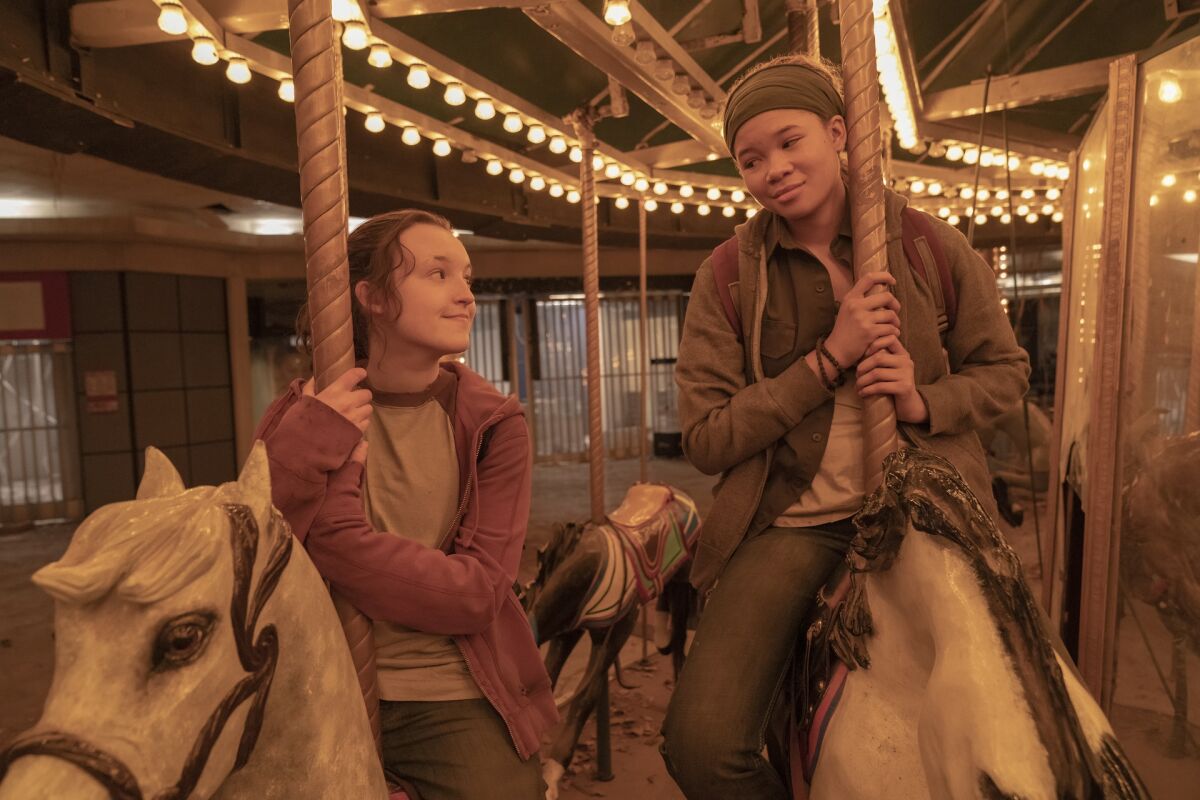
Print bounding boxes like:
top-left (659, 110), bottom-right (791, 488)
top-left (725, 52), bottom-right (845, 117)
top-left (295, 209), bottom-right (454, 361)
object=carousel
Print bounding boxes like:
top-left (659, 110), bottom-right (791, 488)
top-left (0, 1), bottom-right (1197, 798)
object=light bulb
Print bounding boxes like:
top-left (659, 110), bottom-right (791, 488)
top-left (1042, 204), bottom-right (1054, 215)
top-left (341, 21), bottom-right (369, 50)
top-left (1052, 211), bottom-right (1064, 222)
top-left (991, 206), bottom-right (1003, 217)
top-left (938, 207), bottom-right (951, 218)
top-left (530, 176), bottom-right (546, 191)
top-left (1031, 161), bottom-right (1045, 176)
top-left (277, 77), bottom-right (295, 102)
top-left (191, 37), bottom-right (219, 66)
top-left (977, 188), bottom-right (990, 201)
top-left (525, 124), bottom-right (545, 144)
top-left (503, 112), bottom-right (523, 133)
top-left (1001, 213), bottom-right (1012, 224)
top-left (731, 189), bottom-right (746, 203)
top-left (567, 190), bottom-right (581, 204)
top-left (568, 146), bottom-right (583, 163)
top-left (603, 0), bottom-right (632, 27)
top-left (928, 182), bottom-right (943, 196)
top-left (959, 187), bottom-right (974, 200)
top-left (979, 151), bottom-right (995, 168)
top-left (508, 167), bottom-right (525, 184)
top-left (722, 205), bottom-right (736, 218)
top-left (401, 126), bottom-right (421, 146)
top-left (706, 187), bottom-right (721, 201)
top-left (1016, 204), bottom-right (1030, 216)
top-left (634, 40), bottom-right (656, 65)
top-left (945, 144), bottom-right (964, 161)
top-left (475, 97), bottom-right (496, 120)
top-left (1020, 188), bottom-right (1035, 200)
top-left (593, 154), bottom-right (606, 171)
top-left (407, 63), bottom-right (431, 89)
top-left (1161, 173), bottom-right (1177, 187)
top-left (548, 136), bottom-right (567, 154)
top-left (654, 59), bottom-right (675, 82)
top-left (1007, 155), bottom-right (1020, 171)
top-left (671, 201), bottom-right (685, 214)
top-left (1186, 189), bottom-right (1198, 204)
top-left (963, 148), bottom-right (980, 165)
top-left (225, 57), bottom-right (251, 85)
top-left (679, 184), bottom-right (694, 198)
top-left (549, 183), bottom-right (565, 198)
top-left (974, 213), bottom-right (987, 225)
top-left (331, 0), bottom-right (358, 22)
top-left (432, 139), bottom-right (452, 157)
top-left (745, 208), bottom-right (757, 218)
top-left (368, 44), bottom-right (393, 68)
top-left (364, 111), bottom-right (385, 133)
top-left (910, 180), bottom-right (926, 194)
top-left (653, 181), bottom-right (668, 196)
top-left (687, 90), bottom-right (705, 109)
top-left (604, 163), bottom-right (621, 180)
top-left (996, 189), bottom-right (1009, 200)
top-left (1045, 188), bottom-right (1061, 201)
top-left (1149, 194), bottom-right (1159, 206)
top-left (485, 159), bottom-right (504, 176)
top-left (634, 177), bottom-right (649, 192)
top-left (615, 196), bottom-right (630, 210)
top-left (444, 82), bottom-right (466, 106)
top-left (620, 171), bottom-right (636, 186)
top-left (697, 204), bottom-right (711, 216)
top-left (1025, 213), bottom-right (1039, 224)
top-left (1158, 75), bottom-right (1182, 104)
top-left (644, 199), bottom-right (658, 212)
top-left (611, 22), bottom-right (635, 47)
top-left (671, 75), bottom-right (690, 95)
top-left (157, 2), bottom-right (188, 36)
top-left (947, 214), bottom-right (960, 225)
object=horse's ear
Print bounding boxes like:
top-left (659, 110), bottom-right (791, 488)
top-left (137, 447), bottom-right (185, 499)
top-left (237, 441), bottom-right (274, 524)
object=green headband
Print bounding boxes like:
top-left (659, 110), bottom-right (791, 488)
top-left (723, 63), bottom-right (845, 153)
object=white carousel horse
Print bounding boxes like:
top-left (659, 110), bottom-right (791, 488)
top-left (797, 448), bottom-right (1147, 800)
top-left (0, 444), bottom-right (389, 800)
top-left (522, 483), bottom-right (701, 799)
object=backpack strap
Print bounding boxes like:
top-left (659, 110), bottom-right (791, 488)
top-left (900, 206), bottom-right (957, 335)
top-left (710, 236), bottom-right (742, 340)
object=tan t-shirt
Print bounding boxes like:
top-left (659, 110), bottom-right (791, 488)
top-left (774, 381), bottom-right (865, 527)
top-left (362, 371), bottom-right (481, 701)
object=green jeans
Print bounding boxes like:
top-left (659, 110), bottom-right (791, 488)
top-left (661, 521), bottom-right (856, 800)
top-left (380, 698), bottom-right (544, 800)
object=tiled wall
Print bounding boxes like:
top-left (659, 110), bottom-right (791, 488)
top-left (70, 272), bottom-right (235, 511)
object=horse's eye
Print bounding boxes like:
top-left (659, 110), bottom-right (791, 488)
top-left (152, 612), bottom-right (216, 672)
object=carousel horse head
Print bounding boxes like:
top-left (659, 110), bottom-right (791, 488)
top-left (0, 444), bottom-right (386, 800)
top-left (520, 521), bottom-right (586, 612)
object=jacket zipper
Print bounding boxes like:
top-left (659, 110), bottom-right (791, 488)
top-left (440, 408), bottom-right (528, 758)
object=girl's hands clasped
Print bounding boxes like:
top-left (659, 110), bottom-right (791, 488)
top-left (824, 272), bottom-right (901, 367)
top-left (855, 335), bottom-right (929, 424)
top-left (303, 367), bottom-right (373, 432)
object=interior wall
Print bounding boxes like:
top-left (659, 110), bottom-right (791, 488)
top-left (70, 271), bottom-right (235, 511)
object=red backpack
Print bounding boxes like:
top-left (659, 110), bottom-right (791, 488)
top-left (710, 206), bottom-right (956, 341)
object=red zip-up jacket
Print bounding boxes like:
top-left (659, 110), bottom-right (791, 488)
top-left (253, 361), bottom-right (558, 760)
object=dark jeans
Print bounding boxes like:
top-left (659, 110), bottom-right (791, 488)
top-left (661, 521), bottom-right (856, 800)
top-left (381, 698), bottom-right (544, 800)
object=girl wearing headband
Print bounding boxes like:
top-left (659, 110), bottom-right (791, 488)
top-left (663, 54), bottom-right (1029, 798)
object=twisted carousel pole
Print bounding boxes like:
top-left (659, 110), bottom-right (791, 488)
top-left (286, 0), bottom-right (381, 752)
top-left (570, 114), bottom-right (606, 525)
top-left (839, 0), bottom-right (899, 490)
top-left (786, 0), bottom-right (820, 58)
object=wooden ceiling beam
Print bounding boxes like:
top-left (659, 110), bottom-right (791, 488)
top-left (922, 56), bottom-right (1112, 122)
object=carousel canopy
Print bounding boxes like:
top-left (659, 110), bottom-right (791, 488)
top-left (0, 0), bottom-right (1195, 248)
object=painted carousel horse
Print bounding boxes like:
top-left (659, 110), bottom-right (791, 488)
top-left (1120, 430), bottom-right (1200, 754)
top-left (794, 448), bottom-right (1147, 800)
top-left (521, 483), bottom-right (701, 797)
top-left (0, 445), bottom-right (391, 800)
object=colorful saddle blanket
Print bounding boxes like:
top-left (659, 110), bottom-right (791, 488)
top-left (574, 484), bottom-right (701, 628)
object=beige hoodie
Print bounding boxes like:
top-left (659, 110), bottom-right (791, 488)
top-left (675, 188), bottom-right (1030, 593)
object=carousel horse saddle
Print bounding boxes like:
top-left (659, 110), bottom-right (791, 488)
top-left (793, 561), bottom-right (859, 788)
top-left (607, 484), bottom-right (700, 603)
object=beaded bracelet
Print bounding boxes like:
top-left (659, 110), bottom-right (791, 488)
top-left (814, 347), bottom-right (837, 393)
top-left (816, 336), bottom-right (845, 388)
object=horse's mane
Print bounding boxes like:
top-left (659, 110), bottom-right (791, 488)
top-left (34, 483), bottom-right (249, 606)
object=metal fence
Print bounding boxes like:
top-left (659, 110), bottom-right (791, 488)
top-left (463, 292), bottom-right (687, 462)
top-left (0, 340), bottom-right (83, 526)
